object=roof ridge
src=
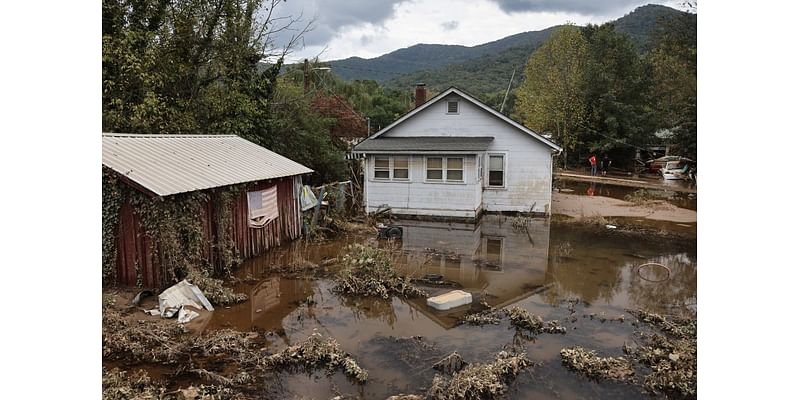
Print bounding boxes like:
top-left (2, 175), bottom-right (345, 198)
top-left (102, 133), bottom-right (238, 138)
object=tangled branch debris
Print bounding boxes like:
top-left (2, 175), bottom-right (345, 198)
top-left (433, 352), bottom-right (466, 375)
top-left (560, 347), bottom-right (635, 382)
top-left (266, 331), bottom-right (369, 383)
top-left (333, 244), bottom-right (427, 299)
top-left (102, 306), bottom-right (189, 364)
top-left (461, 301), bottom-right (502, 326)
top-left (504, 306), bottom-right (566, 334)
top-left (187, 270), bottom-right (248, 306)
top-left (426, 351), bottom-right (531, 400)
top-left (102, 368), bottom-right (164, 400)
top-left (626, 310), bottom-right (697, 399)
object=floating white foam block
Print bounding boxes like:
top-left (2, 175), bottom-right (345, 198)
top-left (427, 290), bottom-right (473, 311)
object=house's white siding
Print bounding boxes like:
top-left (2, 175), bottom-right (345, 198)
top-left (377, 94), bottom-right (555, 214)
top-left (364, 154), bottom-right (482, 218)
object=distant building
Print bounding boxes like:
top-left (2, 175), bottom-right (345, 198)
top-left (352, 85), bottom-right (562, 220)
top-left (102, 133), bottom-right (312, 287)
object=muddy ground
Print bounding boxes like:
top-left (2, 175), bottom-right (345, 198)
top-left (103, 178), bottom-right (696, 399)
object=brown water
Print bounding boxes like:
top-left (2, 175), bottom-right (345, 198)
top-left (202, 215), bottom-right (696, 399)
top-left (558, 180), bottom-right (697, 211)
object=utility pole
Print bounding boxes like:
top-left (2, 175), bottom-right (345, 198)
top-left (500, 67), bottom-right (516, 114)
top-left (303, 59), bottom-right (310, 92)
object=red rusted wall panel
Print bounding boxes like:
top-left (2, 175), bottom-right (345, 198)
top-left (112, 176), bottom-right (302, 288)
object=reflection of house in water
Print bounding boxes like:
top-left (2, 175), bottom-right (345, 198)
top-left (209, 278), bottom-right (316, 332)
top-left (393, 215), bottom-right (552, 328)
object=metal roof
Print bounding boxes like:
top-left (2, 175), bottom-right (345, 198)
top-left (352, 136), bottom-right (494, 153)
top-left (102, 133), bottom-right (313, 197)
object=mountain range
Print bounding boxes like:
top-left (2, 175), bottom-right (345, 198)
top-left (322, 4), bottom-right (696, 96)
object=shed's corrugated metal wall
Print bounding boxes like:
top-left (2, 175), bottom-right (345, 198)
top-left (114, 176), bottom-right (302, 288)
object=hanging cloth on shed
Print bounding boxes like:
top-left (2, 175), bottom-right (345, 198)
top-left (299, 185), bottom-right (317, 212)
top-left (247, 186), bottom-right (279, 228)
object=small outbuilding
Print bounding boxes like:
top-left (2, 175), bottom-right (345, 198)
top-left (102, 133), bottom-right (312, 288)
top-left (352, 85), bottom-right (562, 220)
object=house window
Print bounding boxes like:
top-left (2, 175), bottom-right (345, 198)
top-left (393, 156), bottom-right (409, 179)
top-left (426, 157), bottom-right (443, 180)
top-left (426, 156), bottom-right (464, 182)
top-left (374, 156), bottom-right (390, 180)
top-left (447, 100), bottom-right (459, 114)
top-left (374, 156), bottom-right (409, 181)
top-left (446, 157), bottom-right (463, 181)
top-left (488, 154), bottom-right (504, 187)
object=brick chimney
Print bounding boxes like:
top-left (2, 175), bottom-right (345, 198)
top-left (414, 83), bottom-right (427, 108)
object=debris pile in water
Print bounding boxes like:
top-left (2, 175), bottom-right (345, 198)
top-left (102, 368), bottom-right (163, 400)
top-left (561, 309), bottom-right (697, 399)
top-left (426, 350), bottom-right (531, 400)
top-left (504, 306), bottom-right (566, 334)
top-left (433, 351), bottom-right (466, 375)
top-left (461, 301), bottom-right (502, 326)
top-left (625, 309), bottom-right (697, 399)
top-left (187, 270), bottom-right (248, 305)
top-left (266, 331), bottom-right (369, 383)
top-left (560, 347), bottom-right (635, 382)
top-left (333, 244), bottom-right (427, 299)
top-left (102, 306), bottom-right (189, 364)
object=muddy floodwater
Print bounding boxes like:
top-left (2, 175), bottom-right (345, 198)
top-left (193, 215), bottom-right (696, 399)
top-left (557, 180), bottom-right (697, 211)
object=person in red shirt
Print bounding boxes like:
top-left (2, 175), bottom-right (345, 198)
top-left (589, 154), bottom-right (597, 176)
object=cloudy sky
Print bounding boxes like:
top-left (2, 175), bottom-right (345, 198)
top-left (267, 0), bottom-right (684, 62)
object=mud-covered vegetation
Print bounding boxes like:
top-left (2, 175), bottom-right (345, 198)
top-left (426, 351), bottom-right (531, 400)
top-left (186, 270), bottom-right (248, 306)
top-left (504, 306), bottom-right (567, 334)
top-left (333, 244), bottom-right (427, 299)
top-left (560, 347), bottom-right (635, 382)
top-left (560, 309), bottom-right (697, 399)
top-left (266, 331), bottom-right (369, 383)
top-left (103, 298), bottom-right (369, 394)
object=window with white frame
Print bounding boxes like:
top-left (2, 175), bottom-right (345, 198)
top-left (488, 154), bottom-right (505, 187)
top-left (374, 156), bottom-right (390, 180)
top-left (446, 157), bottom-right (463, 181)
top-left (426, 157), bottom-right (443, 180)
top-left (374, 156), bottom-right (409, 181)
top-left (446, 100), bottom-right (459, 114)
top-left (393, 156), bottom-right (409, 179)
top-left (426, 156), bottom-right (464, 182)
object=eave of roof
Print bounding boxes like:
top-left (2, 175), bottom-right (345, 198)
top-left (352, 136), bottom-right (494, 153)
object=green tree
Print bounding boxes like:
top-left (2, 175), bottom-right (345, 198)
top-left (515, 26), bottom-right (589, 166)
top-left (580, 23), bottom-right (655, 166)
top-left (647, 10), bottom-right (697, 160)
top-left (102, 0), bottom-right (347, 181)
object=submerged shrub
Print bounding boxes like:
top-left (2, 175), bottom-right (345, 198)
top-left (427, 351), bottom-right (530, 400)
top-left (333, 244), bottom-right (426, 299)
top-left (560, 347), bottom-right (635, 382)
top-left (266, 331), bottom-right (369, 383)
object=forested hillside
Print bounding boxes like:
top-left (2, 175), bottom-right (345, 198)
top-left (385, 5), bottom-right (695, 102)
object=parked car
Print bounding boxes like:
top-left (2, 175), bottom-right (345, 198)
top-left (645, 155), bottom-right (682, 173)
top-left (661, 160), bottom-right (696, 181)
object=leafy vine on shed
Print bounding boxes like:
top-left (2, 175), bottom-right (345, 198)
top-left (102, 168), bottom-right (244, 287)
top-left (102, 168), bottom-right (123, 285)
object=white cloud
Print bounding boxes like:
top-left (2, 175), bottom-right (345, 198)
top-left (279, 0), bottom-right (671, 62)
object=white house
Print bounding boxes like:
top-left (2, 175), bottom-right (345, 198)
top-left (352, 85), bottom-right (562, 220)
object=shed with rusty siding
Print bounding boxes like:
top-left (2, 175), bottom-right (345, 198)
top-left (102, 133), bottom-right (313, 288)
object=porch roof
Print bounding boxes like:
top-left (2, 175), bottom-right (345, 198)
top-left (352, 136), bottom-right (494, 153)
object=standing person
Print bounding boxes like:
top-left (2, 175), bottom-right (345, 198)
top-left (589, 153), bottom-right (597, 176)
top-left (601, 154), bottom-right (611, 176)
